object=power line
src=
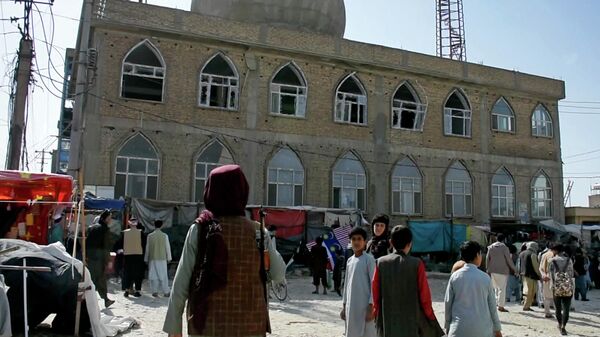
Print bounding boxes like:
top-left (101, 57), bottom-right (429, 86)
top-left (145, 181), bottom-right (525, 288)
top-left (559, 104), bottom-right (600, 110)
top-left (562, 100), bottom-right (600, 104)
top-left (564, 155), bottom-right (600, 165)
top-left (87, 92), bottom-right (595, 180)
top-left (563, 148), bottom-right (600, 160)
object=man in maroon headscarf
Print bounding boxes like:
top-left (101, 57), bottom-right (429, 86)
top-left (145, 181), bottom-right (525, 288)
top-left (163, 165), bottom-right (271, 337)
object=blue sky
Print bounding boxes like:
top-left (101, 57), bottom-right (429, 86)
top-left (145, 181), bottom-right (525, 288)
top-left (1, 0), bottom-right (599, 208)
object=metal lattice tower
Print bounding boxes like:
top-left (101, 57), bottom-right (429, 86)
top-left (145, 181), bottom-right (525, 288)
top-left (436, 0), bottom-right (466, 61)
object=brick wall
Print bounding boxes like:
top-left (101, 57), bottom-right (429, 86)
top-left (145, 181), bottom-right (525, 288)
top-left (81, 0), bottom-right (566, 225)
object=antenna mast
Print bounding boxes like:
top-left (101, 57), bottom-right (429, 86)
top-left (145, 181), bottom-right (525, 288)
top-left (436, 0), bottom-right (467, 61)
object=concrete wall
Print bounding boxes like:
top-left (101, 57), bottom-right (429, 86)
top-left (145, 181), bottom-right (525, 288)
top-left (81, 0), bottom-right (566, 225)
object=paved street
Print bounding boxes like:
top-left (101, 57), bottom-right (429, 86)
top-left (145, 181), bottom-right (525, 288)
top-left (29, 275), bottom-right (599, 337)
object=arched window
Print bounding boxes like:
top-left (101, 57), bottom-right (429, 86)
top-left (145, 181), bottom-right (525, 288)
top-left (267, 148), bottom-right (304, 206)
top-left (392, 82), bottom-right (427, 131)
top-left (531, 172), bottom-right (552, 218)
top-left (199, 53), bottom-right (239, 110)
top-left (491, 97), bottom-right (515, 133)
top-left (391, 158), bottom-right (422, 215)
top-left (332, 152), bottom-right (366, 209)
top-left (335, 74), bottom-right (367, 125)
top-left (444, 90), bottom-right (471, 137)
top-left (491, 168), bottom-right (515, 218)
top-left (194, 140), bottom-right (234, 202)
top-left (270, 63), bottom-right (307, 117)
top-left (115, 134), bottom-right (159, 199)
top-left (532, 104), bottom-right (553, 138)
top-left (121, 40), bottom-right (165, 102)
top-left (444, 161), bottom-right (472, 217)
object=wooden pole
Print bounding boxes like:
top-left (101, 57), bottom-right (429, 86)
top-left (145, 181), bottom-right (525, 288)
top-left (74, 166), bottom-right (86, 337)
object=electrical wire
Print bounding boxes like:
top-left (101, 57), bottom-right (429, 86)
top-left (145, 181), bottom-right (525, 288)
top-left (86, 92), bottom-right (600, 180)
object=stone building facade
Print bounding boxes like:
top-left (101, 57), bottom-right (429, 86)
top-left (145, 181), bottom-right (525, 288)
top-left (78, 0), bottom-right (566, 226)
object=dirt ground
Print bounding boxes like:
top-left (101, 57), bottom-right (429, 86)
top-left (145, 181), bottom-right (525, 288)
top-left (27, 275), bottom-right (600, 337)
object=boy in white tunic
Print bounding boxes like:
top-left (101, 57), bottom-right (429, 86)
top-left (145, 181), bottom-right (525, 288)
top-left (340, 227), bottom-right (377, 337)
top-left (145, 219), bottom-right (172, 297)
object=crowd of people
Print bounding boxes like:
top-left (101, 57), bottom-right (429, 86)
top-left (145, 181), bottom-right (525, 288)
top-left (85, 212), bottom-right (173, 308)
top-left (80, 164), bottom-right (596, 337)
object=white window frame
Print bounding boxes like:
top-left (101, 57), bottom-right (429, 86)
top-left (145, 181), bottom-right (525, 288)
top-left (445, 180), bottom-right (472, 217)
top-left (198, 54), bottom-right (239, 110)
top-left (491, 98), bottom-right (515, 133)
top-left (391, 176), bottom-right (422, 215)
top-left (120, 40), bottom-right (166, 102)
top-left (444, 107), bottom-right (472, 137)
top-left (334, 75), bottom-right (367, 126)
top-left (531, 174), bottom-right (553, 218)
top-left (199, 74), bottom-right (239, 110)
top-left (491, 183), bottom-right (515, 218)
top-left (267, 168), bottom-right (304, 206)
top-left (270, 83), bottom-right (307, 117)
top-left (492, 113), bottom-right (515, 133)
top-left (332, 172), bottom-right (366, 209)
top-left (532, 105), bottom-right (554, 138)
top-left (115, 155), bottom-right (159, 200)
top-left (392, 100), bottom-right (428, 131)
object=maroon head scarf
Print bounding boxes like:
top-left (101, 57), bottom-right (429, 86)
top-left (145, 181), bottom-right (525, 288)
top-left (189, 165), bottom-right (249, 333)
top-left (203, 164), bottom-right (249, 217)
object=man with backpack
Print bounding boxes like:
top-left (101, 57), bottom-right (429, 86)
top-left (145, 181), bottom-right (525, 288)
top-left (549, 244), bottom-right (575, 336)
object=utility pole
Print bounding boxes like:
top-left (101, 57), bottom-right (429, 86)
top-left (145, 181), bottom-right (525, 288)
top-left (68, 0), bottom-right (94, 179)
top-left (6, 19), bottom-right (34, 170)
top-left (35, 150), bottom-right (51, 172)
top-left (6, 0), bottom-right (55, 171)
top-left (70, 2), bottom-right (95, 335)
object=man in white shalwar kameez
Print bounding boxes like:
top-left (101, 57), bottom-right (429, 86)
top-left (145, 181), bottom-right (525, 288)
top-left (341, 227), bottom-right (377, 337)
top-left (145, 220), bottom-right (172, 297)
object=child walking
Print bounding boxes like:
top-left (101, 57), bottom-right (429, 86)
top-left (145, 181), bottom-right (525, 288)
top-left (145, 219), bottom-right (172, 297)
top-left (340, 227), bottom-right (377, 337)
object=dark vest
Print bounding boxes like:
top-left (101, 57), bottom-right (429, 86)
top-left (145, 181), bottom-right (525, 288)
top-left (520, 250), bottom-right (540, 280)
top-left (376, 252), bottom-right (421, 337)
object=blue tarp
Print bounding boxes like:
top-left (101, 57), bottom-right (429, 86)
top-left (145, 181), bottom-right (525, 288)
top-left (408, 220), bottom-right (467, 253)
top-left (84, 196), bottom-right (125, 210)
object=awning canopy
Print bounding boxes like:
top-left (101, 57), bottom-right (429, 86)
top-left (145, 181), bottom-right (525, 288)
top-left (0, 171), bottom-right (73, 204)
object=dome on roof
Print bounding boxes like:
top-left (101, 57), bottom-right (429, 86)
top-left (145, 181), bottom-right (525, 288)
top-left (191, 0), bottom-right (346, 37)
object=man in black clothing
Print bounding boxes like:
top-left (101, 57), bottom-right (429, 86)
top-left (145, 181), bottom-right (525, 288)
top-left (311, 236), bottom-right (329, 295)
top-left (519, 242), bottom-right (541, 311)
top-left (573, 248), bottom-right (589, 301)
top-left (87, 209), bottom-right (115, 308)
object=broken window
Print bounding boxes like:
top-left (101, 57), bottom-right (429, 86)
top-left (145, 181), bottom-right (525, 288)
top-left (332, 152), bottom-right (366, 210)
top-left (194, 140), bottom-right (234, 202)
top-left (491, 97), bottom-right (515, 132)
top-left (267, 148), bottom-right (304, 207)
top-left (270, 63), bottom-right (307, 117)
top-left (531, 104), bottom-right (553, 138)
top-left (121, 40), bottom-right (165, 102)
top-left (335, 75), bottom-right (367, 125)
top-left (115, 134), bottom-right (159, 200)
top-left (199, 53), bottom-right (239, 110)
top-left (392, 82), bottom-right (427, 131)
top-left (443, 90), bottom-right (472, 137)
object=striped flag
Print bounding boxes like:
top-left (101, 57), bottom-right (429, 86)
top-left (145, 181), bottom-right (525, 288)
top-left (332, 225), bottom-right (353, 249)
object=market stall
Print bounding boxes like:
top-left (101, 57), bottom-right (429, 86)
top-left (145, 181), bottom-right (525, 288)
top-left (0, 171), bottom-right (73, 244)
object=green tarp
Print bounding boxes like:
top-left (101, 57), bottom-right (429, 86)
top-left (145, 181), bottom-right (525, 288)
top-left (408, 220), bottom-right (467, 253)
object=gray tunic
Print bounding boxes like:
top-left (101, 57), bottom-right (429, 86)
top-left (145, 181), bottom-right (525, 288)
top-left (343, 253), bottom-right (376, 337)
top-left (444, 263), bottom-right (501, 337)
